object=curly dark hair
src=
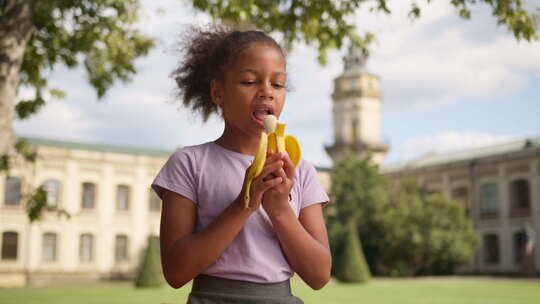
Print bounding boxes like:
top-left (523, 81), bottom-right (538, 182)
top-left (172, 25), bottom-right (286, 122)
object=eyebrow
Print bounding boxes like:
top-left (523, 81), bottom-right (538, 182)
top-left (239, 69), bottom-right (287, 77)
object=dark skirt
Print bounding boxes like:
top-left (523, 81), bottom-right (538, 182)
top-left (187, 274), bottom-right (304, 304)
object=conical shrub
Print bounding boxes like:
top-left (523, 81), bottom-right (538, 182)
top-left (135, 235), bottom-right (165, 288)
top-left (334, 223), bottom-right (371, 283)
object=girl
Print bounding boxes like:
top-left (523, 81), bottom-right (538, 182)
top-left (152, 25), bottom-right (331, 304)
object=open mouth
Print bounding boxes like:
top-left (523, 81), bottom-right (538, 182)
top-left (252, 108), bottom-right (274, 125)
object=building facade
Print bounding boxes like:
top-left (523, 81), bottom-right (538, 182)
top-left (0, 136), bottom-right (332, 287)
top-left (382, 139), bottom-right (540, 275)
top-left (0, 137), bottom-right (169, 287)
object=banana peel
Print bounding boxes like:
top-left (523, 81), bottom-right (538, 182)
top-left (243, 115), bottom-right (301, 208)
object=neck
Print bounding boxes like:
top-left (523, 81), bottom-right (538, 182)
top-left (215, 122), bottom-right (261, 156)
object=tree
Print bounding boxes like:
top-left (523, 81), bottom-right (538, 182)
top-left (325, 152), bottom-right (477, 277)
top-left (325, 151), bottom-right (389, 274)
top-left (135, 235), bottom-right (165, 288)
top-left (1, 0), bottom-right (153, 220)
top-left (333, 222), bottom-right (371, 283)
top-left (192, 0), bottom-right (539, 64)
top-left (1, 0), bottom-right (153, 166)
top-left (376, 179), bottom-right (478, 276)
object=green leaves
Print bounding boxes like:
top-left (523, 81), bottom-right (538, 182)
top-left (326, 152), bottom-right (478, 277)
top-left (19, 0), bottom-right (154, 117)
top-left (191, 0), bottom-right (539, 64)
top-left (191, 0), bottom-right (387, 64)
top-left (26, 185), bottom-right (71, 223)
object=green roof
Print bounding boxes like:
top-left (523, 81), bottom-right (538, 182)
top-left (381, 137), bottom-right (540, 173)
top-left (20, 136), bottom-right (174, 158)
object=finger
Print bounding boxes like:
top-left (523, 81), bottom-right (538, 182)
top-left (264, 152), bottom-right (280, 165)
top-left (257, 160), bottom-right (283, 180)
top-left (275, 167), bottom-right (287, 180)
top-left (280, 152), bottom-right (296, 180)
top-left (260, 176), bottom-right (283, 192)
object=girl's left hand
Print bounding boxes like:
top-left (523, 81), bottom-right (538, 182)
top-left (261, 152), bottom-right (295, 218)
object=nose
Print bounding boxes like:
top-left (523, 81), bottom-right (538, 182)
top-left (257, 82), bottom-right (274, 100)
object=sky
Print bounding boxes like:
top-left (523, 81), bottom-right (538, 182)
top-left (14, 0), bottom-right (540, 168)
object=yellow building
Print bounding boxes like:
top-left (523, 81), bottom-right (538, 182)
top-left (0, 137), bottom-right (169, 287)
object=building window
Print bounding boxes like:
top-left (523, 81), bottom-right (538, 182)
top-left (1, 231), bottom-right (18, 260)
top-left (79, 233), bottom-right (94, 262)
top-left (483, 233), bottom-right (500, 264)
top-left (513, 231), bottom-right (528, 265)
top-left (115, 235), bottom-right (129, 262)
top-left (479, 183), bottom-right (498, 216)
top-left (4, 176), bottom-right (22, 206)
top-left (43, 179), bottom-right (61, 208)
top-left (43, 233), bottom-right (58, 262)
top-left (82, 182), bottom-right (96, 209)
top-left (451, 186), bottom-right (469, 216)
top-left (116, 185), bottom-right (130, 211)
top-left (149, 188), bottom-right (161, 212)
top-left (510, 179), bottom-right (530, 210)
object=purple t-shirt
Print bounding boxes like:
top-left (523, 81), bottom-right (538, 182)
top-left (151, 141), bottom-right (329, 283)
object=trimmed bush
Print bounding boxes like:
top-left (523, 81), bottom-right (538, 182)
top-left (334, 223), bottom-right (371, 283)
top-left (135, 235), bottom-right (165, 288)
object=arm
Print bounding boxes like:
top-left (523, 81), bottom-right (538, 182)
top-left (262, 153), bottom-right (331, 290)
top-left (159, 155), bottom-right (283, 289)
top-left (269, 203), bottom-right (331, 290)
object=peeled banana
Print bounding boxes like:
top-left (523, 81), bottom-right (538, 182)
top-left (243, 115), bottom-right (301, 208)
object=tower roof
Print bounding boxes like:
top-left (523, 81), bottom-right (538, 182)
top-left (343, 44), bottom-right (367, 73)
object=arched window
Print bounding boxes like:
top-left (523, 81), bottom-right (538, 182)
top-left (81, 182), bottom-right (96, 209)
top-left (510, 179), bottom-right (530, 209)
top-left (116, 185), bottom-right (130, 211)
top-left (1, 231), bottom-right (18, 260)
top-left (4, 176), bottom-right (22, 206)
top-left (479, 183), bottom-right (498, 217)
top-left (42, 232), bottom-right (58, 262)
top-left (43, 179), bottom-right (61, 208)
top-left (483, 233), bottom-right (500, 264)
top-left (80, 233), bottom-right (94, 262)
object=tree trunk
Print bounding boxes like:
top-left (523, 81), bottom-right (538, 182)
top-left (0, 0), bottom-right (35, 157)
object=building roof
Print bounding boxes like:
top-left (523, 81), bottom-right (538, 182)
top-left (381, 137), bottom-right (540, 173)
top-left (20, 136), bottom-right (333, 170)
top-left (20, 136), bottom-right (174, 158)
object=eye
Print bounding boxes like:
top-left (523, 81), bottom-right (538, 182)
top-left (272, 83), bottom-right (285, 89)
top-left (240, 81), bottom-right (256, 85)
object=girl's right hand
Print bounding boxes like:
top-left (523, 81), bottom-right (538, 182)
top-left (241, 152), bottom-right (284, 211)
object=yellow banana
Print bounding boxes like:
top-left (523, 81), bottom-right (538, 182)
top-left (243, 115), bottom-right (302, 209)
top-left (264, 115), bottom-right (301, 167)
top-left (244, 131), bottom-right (268, 208)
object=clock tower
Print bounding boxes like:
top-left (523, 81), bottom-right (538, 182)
top-left (325, 45), bottom-right (388, 165)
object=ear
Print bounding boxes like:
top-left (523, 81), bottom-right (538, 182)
top-left (210, 79), bottom-right (223, 106)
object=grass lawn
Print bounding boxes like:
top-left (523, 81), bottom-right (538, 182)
top-left (1, 276), bottom-right (539, 304)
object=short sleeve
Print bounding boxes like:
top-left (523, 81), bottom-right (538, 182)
top-left (299, 160), bottom-right (330, 209)
top-left (151, 148), bottom-right (198, 204)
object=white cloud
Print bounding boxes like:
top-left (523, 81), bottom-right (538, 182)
top-left (14, 100), bottom-right (98, 141)
top-left (393, 131), bottom-right (518, 162)
top-left (358, 1), bottom-right (540, 109)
